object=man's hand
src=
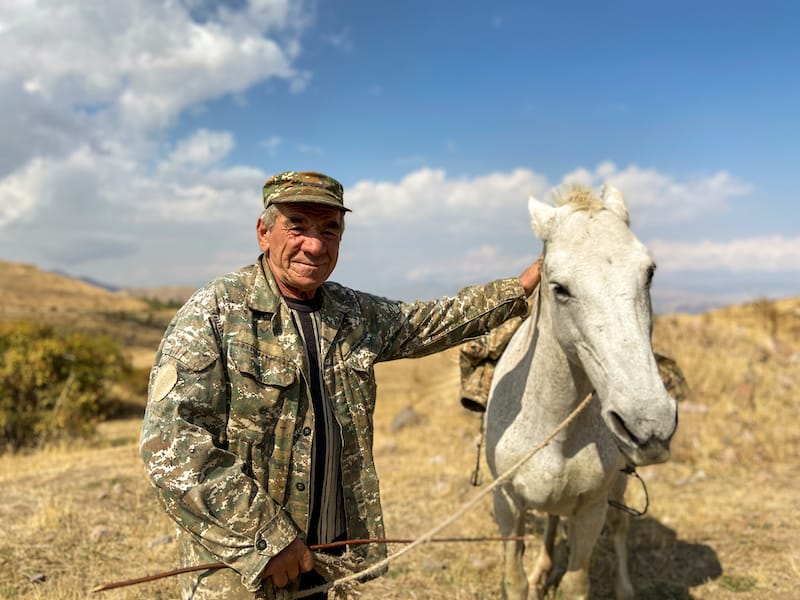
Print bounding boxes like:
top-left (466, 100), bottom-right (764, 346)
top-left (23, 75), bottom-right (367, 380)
top-left (518, 254), bottom-right (544, 297)
top-left (262, 537), bottom-right (315, 588)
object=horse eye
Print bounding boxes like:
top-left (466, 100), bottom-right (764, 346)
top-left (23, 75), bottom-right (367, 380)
top-left (646, 265), bottom-right (656, 287)
top-left (552, 282), bottom-right (571, 298)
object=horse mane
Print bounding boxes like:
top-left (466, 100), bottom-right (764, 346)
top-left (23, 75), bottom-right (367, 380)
top-left (554, 186), bottom-right (604, 213)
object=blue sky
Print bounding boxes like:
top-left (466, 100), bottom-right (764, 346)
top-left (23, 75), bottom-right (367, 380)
top-left (1, 0), bottom-right (798, 312)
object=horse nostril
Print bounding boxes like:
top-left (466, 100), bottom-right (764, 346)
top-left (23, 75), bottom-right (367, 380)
top-left (610, 411), bottom-right (641, 446)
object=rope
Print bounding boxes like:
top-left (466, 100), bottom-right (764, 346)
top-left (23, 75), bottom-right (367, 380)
top-left (298, 391), bottom-right (595, 598)
top-left (91, 394), bottom-right (594, 596)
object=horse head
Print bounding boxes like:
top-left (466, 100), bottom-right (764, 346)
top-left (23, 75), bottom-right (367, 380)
top-left (529, 185), bottom-right (677, 466)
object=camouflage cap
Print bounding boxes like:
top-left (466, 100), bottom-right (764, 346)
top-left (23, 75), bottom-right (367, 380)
top-left (262, 171), bottom-right (351, 212)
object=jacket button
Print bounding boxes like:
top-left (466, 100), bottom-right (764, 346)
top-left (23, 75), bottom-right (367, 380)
top-left (303, 427), bottom-right (312, 436)
top-left (256, 539), bottom-right (267, 551)
top-left (296, 482), bottom-right (305, 491)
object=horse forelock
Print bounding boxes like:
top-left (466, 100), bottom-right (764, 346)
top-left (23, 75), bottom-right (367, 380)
top-left (554, 186), bottom-right (604, 213)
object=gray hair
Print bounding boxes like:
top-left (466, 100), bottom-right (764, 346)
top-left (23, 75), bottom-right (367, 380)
top-left (259, 205), bottom-right (280, 231)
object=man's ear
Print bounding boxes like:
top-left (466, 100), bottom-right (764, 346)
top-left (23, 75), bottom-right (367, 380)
top-left (256, 219), bottom-right (270, 252)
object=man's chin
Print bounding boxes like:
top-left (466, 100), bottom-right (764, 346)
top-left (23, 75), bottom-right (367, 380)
top-left (284, 274), bottom-right (329, 297)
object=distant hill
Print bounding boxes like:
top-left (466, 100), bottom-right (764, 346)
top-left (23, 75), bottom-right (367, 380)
top-left (125, 285), bottom-right (198, 306)
top-left (0, 259), bottom-right (149, 317)
top-left (0, 259), bottom-right (171, 368)
top-left (49, 269), bottom-right (121, 293)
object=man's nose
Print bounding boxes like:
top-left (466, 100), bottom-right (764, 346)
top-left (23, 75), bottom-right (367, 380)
top-left (301, 233), bottom-right (326, 254)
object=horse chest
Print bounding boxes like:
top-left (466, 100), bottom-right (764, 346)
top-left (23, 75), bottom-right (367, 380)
top-left (512, 443), bottom-right (620, 515)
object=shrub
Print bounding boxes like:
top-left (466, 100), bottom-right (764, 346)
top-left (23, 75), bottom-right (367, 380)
top-left (0, 321), bottom-right (132, 451)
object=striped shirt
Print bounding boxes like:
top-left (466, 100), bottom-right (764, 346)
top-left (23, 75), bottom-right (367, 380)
top-left (284, 294), bottom-right (346, 546)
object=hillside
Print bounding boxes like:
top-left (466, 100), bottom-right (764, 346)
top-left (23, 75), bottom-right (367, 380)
top-left (0, 260), bottom-right (798, 598)
top-left (0, 260), bottom-right (149, 316)
top-left (0, 260), bottom-right (176, 368)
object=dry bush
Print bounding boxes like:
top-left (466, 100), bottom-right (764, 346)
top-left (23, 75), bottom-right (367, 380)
top-left (0, 321), bottom-right (133, 452)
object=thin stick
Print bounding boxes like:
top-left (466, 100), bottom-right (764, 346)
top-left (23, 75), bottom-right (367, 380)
top-left (90, 536), bottom-right (528, 593)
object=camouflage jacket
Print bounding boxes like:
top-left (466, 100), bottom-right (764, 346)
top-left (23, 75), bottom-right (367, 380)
top-left (140, 255), bottom-right (528, 594)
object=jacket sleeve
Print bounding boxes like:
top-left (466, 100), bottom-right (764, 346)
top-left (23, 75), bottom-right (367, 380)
top-left (139, 299), bottom-right (297, 592)
top-left (376, 277), bottom-right (530, 361)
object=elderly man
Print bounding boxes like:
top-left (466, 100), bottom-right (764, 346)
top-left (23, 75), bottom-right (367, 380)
top-left (140, 171), bottom-right (542, 599)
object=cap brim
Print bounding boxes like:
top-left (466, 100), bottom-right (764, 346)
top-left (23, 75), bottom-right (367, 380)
top-left (267, 195), bottom-right (351, 212)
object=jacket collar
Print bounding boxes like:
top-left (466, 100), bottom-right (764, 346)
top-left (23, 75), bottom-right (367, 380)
top-left (247, 254), bottom-right (283, 315)
top-left (247, 255), bottom-right (348, 364)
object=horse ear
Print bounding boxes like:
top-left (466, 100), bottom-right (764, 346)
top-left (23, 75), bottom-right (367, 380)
top-left (601, 185), bottom-right (630, 225)
top-left (528, 196), bottom-right (556, 240)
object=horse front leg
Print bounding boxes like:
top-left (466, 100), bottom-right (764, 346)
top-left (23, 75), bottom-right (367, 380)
top-left (493, 484), bottom-right (529, 600)
top-left (529, 513), bottom-right (559, 599)
top-left (558, 500), bottom-right (607, 599)
top-left (606, 472), bottom-right (634, 599)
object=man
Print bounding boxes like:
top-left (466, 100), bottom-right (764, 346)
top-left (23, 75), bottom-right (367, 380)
top-left (140, 171), bottom-right (543, 599)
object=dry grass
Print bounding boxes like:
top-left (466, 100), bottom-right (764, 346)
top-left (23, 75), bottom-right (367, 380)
top-left (1, 297), bottom-right (798, 598)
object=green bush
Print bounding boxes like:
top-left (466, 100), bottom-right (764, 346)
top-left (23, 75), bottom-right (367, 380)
top-left (0, 321), bottom-right (132, 451)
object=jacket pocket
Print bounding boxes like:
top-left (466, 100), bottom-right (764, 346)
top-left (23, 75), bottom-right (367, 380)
top-left (226, 341), bottom-right (298, 433)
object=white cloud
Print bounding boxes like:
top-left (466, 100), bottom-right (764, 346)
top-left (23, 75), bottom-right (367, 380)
top-left (561, 161), bottom-right (752, 225)
top-left (0, 1), bottom-right (306, 132)
top-left (338, 165), bottom-right (770, 297)
top-left (406, 244), bottom-right (532, 283)
top-left (347, 163), bottom-right (751, 233)
top-left (650, 236), bottom-right (800, 272)
top-left (163, 129), bottom-right (234, 170)
top-left (0, 158), bottom-right (47, 227)
top-left (0, 0), bottom-right (311, 233)
top-left (346, 167), bottom-right (549, 223)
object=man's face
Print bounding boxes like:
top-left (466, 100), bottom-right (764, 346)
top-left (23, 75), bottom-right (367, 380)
top-left (257, 203), bottom-right (344, 299)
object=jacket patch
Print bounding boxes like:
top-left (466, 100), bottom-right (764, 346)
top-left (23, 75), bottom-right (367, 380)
top-left (151, 363), bottom-right (178, 402)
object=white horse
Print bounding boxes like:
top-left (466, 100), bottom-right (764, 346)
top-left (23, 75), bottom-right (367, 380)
top-left (485, 186), bottom-right (678, 599)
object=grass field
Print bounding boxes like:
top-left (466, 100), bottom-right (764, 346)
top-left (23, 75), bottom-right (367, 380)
top-left (1, 297), bottom-right (799, 599)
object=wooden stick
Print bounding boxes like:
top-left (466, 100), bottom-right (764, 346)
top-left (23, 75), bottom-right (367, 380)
top-left (90, 536), bottom-right (528, 593)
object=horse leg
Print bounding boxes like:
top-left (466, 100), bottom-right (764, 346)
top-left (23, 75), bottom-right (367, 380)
top-left (528, 513), bottom-right (558, 598)
top-left (558, 500), bottom-right (606, 599)
top-left (493, 485), bottom-right (529, 600)
top-left (607, 472), bottom-right (634, 599)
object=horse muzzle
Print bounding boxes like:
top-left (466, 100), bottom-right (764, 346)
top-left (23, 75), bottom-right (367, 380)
top-left (605, 406), bottom-right (677, 466)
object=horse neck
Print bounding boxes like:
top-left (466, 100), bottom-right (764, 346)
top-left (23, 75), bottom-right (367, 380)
top-left (525, 289), bottom-right (594, 420)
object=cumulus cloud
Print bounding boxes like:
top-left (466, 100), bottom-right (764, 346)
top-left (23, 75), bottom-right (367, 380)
top-left (347, 163), bottom-right (751, 233)
top-left (0, 0), bottom-right (310, 230)
top-left (346, 167), bottom-right (550, 225)
top-left (406, 244), bottom-right (532, 283)
top-left (343, 163), bottom-right (758, 281)
top-left (650, 236), bottom-right (800, 272)
top-left (162, 129), bottom-right (235, 171)
top-left (561, 161), bottom-right (752, 224)
top-left (341, 165), bottom-right (800, 311)
top-left (0, 1), bottom-right (305, 132)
